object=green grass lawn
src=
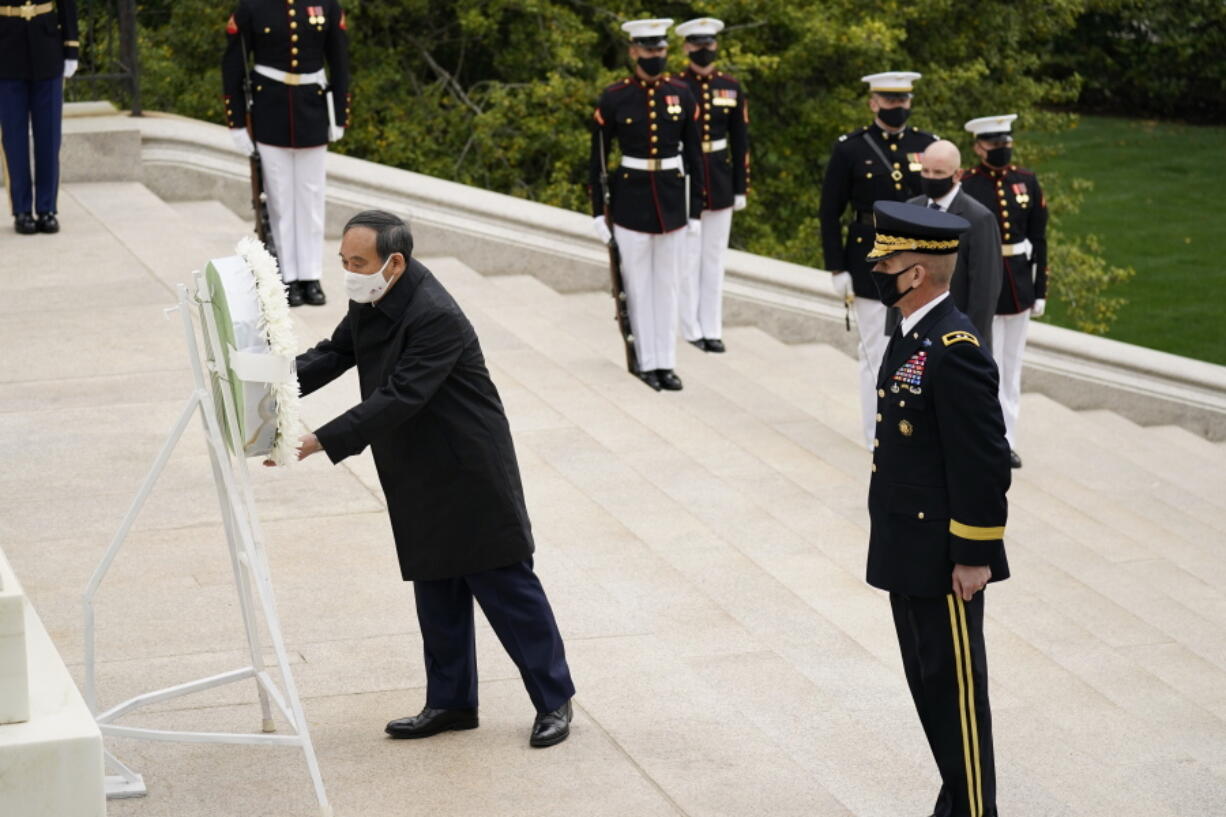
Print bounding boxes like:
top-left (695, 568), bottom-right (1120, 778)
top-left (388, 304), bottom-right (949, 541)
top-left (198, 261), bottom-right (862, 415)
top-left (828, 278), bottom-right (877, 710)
top-left (1025, 115), bottom-right (1225, 365)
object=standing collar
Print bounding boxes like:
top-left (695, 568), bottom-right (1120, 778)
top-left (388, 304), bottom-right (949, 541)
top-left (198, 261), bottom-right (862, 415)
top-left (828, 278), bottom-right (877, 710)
top-left (371, 257), bottom-right (425, 317)
top-left (901, 291), bottom-right (950, 336)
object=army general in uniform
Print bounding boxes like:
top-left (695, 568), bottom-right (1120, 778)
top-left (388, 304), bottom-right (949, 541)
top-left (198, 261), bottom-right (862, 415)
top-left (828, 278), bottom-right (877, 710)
top-left (865, 201), bottom-right (1012, 817)
top-left (222, 0), bottom-right (351, 307)
top-left (819, 71), bottom-right (937, 449)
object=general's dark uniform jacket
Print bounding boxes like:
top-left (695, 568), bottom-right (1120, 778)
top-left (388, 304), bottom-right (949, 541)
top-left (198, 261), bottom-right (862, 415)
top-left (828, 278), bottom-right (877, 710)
top-left (819, 124), bottom-right (937, 296)
top-left (297, 258), bottom-right (535, 582)
top-left (868, 296), bottom-right (1011, 597)
top-left (674, 67), bottom-right (749, 211)
top-left (221, 0), bottom-right (350, 148)
top-left (961, 163), bottom-right (1049, 314)
top-left (589, 75), bottom-right (705, 233)
top-left (0, 0), bottom-right (78, 80)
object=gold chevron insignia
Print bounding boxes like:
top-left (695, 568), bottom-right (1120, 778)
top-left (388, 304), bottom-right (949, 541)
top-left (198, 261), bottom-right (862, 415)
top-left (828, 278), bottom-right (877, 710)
top-left (942, 331), bottom-right (979, 347)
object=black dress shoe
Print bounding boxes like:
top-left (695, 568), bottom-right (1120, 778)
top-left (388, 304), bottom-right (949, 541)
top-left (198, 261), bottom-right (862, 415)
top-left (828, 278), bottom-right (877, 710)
top-left (656, 369), bottom-right (683, 391)
top-left (301, 280), bottom-right (326, 306)
top-left (529, 700), bottom-right (572, 748)
top-left (687, 338), bottom-right (708, 351)
top-left (35, 213), bottom-right (59, 234)
top-left (1009, 449), bottom-right (1023, 469)
top-left (285, 281), bottom-right (305, 307)
top-left (704, 338), bottom-right (725, 353)
top-left (637, 370), bottom-right (662, 391)
top-left (14, 213), bottom-right (36, 235)
top-left (385, 706), bottom-right (478, 739)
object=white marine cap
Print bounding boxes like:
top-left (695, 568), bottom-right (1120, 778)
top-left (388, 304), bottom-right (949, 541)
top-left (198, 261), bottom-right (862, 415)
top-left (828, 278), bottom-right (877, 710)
top-left (964, 114), bottom-right (1019, 138)
top-left (675, 17), bottom-right (724, 42)
top-left (621, 18), bottom-right (674, 47)
top-left (861, 71), bottom-right (922, 94)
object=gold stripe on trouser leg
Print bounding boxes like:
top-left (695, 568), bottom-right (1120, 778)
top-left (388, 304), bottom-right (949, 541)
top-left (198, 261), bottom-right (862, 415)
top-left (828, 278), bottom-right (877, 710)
top-left (947, 595), bottom-right (978, 816)
top-left (956, 597), bottom-right (985, 817)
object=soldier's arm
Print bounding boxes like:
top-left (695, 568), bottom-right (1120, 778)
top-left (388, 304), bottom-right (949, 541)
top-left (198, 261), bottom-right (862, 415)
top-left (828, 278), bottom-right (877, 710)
top-left (681, 89), bottom-right (705, 219)
top-left (932, 338), bottom-right (1011, 567)
top-left (220, 3), bottom-right (251, 130)
top-left (968, 207), bottom-right (1003, 339)
top-left (325, 1), bottom-right (351, 128)
top-left (730, 82), bottom-right (750, 196)
top-left (818, 142), bottom-right (852, 271)
top-left (588, 95), bottom-right (615, 218)
top-left (1028, 175), bottom-right (1049, 299)
top-left (58, 0), bottom-right (79, 62)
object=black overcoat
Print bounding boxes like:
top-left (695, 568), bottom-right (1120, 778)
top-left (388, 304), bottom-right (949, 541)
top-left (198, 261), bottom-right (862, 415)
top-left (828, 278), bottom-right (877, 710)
top-left (297, 258), bottom-right (535, 581)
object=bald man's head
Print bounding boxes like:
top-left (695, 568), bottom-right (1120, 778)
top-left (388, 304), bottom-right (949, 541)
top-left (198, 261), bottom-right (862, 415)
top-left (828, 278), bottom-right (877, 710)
top-left (920, 140), bottom-right (962, 179)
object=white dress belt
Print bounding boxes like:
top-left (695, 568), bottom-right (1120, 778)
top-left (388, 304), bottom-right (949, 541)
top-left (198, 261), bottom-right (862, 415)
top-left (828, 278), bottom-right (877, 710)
top-left (254, 64), bottom-right (329, 87)
top-left (620, 155), bottom-right (684, 172)
top-left (1002, 239), bottom-right (1032, 258)
top-left (701, 138), bottom-right (728, 153)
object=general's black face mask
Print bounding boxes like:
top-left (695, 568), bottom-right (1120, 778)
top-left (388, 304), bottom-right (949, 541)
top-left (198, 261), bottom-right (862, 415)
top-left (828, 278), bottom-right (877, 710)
top-left (637, 56), bottom-right (666, 77)
top-left (871, 263), bottom-right (919, 307)
top-left (878, 106), bottom-right (910, 129)
top-left (986, 146), bottom-right (1013, 167)
top-left (690, 48), bottom-right (716, 67)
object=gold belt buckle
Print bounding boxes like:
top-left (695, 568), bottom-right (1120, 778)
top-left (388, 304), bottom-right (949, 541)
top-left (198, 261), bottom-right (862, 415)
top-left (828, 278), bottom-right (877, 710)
top-left (645, 158), bottom-right (661, 171)
top-left (283, 72), bottom-right (302, 86)
top-left (20, 3), bottom-right (38, 21)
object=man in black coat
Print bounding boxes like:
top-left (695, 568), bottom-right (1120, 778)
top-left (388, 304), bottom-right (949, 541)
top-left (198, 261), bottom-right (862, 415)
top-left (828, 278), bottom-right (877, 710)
top-left (907, 139), bottom-right (1002, 346)
top-left (0, 0), bottom-right (78, 234)
top-left (865, 201), bottom-right (1012, 817)
top-left (292, 210), bottom-right (576, 747)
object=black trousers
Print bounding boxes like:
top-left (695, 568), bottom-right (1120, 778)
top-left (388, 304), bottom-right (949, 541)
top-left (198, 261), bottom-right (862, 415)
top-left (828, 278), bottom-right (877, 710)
top-left (891, 592), bottom-right (997, 817)
top-left (413, 559), bottom-right (575, 714)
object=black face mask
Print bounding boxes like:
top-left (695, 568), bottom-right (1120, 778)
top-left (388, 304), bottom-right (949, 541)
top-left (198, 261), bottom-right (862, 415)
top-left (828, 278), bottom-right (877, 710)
top-left (921, 175), bottom-right (956, 201)
top-left (871, 263), bottom-right (919, 307)
top-left (985, 146), bottom-right (1012, 167)
top-left (690, 48), bottom-right (716, 67)
top-left (637, 56), bottom-right (666, 77)
top-left (878, 106), bottom-right (910, 129)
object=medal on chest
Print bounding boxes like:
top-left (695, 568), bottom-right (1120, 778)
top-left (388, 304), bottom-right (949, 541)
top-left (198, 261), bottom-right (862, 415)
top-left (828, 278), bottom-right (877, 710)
top-left (890, 350), bottom-right (927, 395)
top-left (664, 95), bottom-right (682, 117)
top-left (307, 5), bottom-right (326, 27)
top-left (907, 152), bottom-right (924, 173)
top-left (1011, 181), bottom-right (1030, 206)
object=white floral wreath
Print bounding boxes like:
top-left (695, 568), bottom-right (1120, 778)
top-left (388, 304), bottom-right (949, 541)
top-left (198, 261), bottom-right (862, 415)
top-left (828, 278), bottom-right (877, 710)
top-left (235, 236), bottom-right (302, 467)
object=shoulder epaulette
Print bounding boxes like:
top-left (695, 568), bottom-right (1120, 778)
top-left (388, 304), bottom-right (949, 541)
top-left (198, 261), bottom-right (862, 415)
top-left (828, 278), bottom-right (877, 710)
top-left (602, 78), bottom-right (633, 94)
top-left (717, 71), bottom-right (740, 84)
top-left (1012, 166), bottom-right (1036, 176)
top-left (838, 126), bottom-right (867, 143)
top-left (942, 330), bottom-right (980, 348)
top-left (665, 76), bottom-right (688, 89)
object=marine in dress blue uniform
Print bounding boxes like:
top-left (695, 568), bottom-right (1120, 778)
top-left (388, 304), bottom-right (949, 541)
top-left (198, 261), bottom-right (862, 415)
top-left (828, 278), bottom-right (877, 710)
top-left (819, 71), bottom-right (938, 449)
top-left (866, 200), bottom-right (1012, 817)
top-left (960, 115), bottom-right (1049, 469)
top-left (222, 0), bottom-right (351, 306)
top-left (0, 0), bottom-right (78, 234)
top-left (589, 18), bottom-right (705, 391)
top-left (673, 17), bottom-right (750, 353)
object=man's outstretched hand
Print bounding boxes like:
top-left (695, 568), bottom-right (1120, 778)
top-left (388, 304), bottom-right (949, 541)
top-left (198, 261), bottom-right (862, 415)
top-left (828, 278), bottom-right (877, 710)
top-left (263, 432), bottom-right (322, 466)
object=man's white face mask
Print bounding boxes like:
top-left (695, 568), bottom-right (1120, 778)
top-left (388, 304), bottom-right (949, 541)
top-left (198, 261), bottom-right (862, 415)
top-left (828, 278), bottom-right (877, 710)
top-left (345, 254), bottom-right (396, 303)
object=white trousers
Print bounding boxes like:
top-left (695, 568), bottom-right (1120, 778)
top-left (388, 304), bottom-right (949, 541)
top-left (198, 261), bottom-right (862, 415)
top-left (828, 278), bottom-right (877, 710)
top-left (614, 224), bottom-right (684, 372)
top-left (992, 310), bottom-right (1030, 448)
top-left (258, 143), bottom-right (326, 283)
top-left (679, 206), bottom-right (734, 341)
top-left (854, 297), bottom-right (889, 450)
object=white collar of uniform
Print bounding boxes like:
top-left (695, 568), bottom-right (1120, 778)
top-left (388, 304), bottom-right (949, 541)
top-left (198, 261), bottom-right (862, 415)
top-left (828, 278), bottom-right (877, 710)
top-left (901, 291), bottom-right (949, 337)
top-left (928, 182), bottom-right (960, 212)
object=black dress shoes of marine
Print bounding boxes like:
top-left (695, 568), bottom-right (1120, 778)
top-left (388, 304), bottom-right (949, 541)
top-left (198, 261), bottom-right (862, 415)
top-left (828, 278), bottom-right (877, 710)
top-left (704, 338), bottom-right (725, 353)
top-left (637, 370), bottom-right (662, 391)
top-left (385, 706), bottom-right (479, 739)
top-left (656, 369), bottom-right (683, 391)
top-left (688, 338), bottom-right (708, 351)
top-left (301, 280), bottom-right (326, 306)
top-left (1009, 449), bottom-right (1023, 469)
top-left (36, 213), bottom-right (59, 234)
top-left (14, 213), bottom-right (36, 235)
top-left (529, 700), bottom-right (572, 748)
top-left (286, 281), bottom-right (305, 307)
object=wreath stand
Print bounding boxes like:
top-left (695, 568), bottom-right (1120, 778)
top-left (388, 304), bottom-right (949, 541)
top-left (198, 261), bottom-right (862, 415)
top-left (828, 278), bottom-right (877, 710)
top-left (82, 273), bottom-right (331, 816)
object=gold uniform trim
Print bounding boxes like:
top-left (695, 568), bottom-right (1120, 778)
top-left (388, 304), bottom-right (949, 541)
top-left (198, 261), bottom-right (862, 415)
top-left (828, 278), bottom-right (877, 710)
top-left (947, 595), bottom-right (985, 817)
top-left (64, 40), bottom-right (81, 47)
top-left (866, 232), bottom-right (960, 259)
top-left (942, 331), bottom-right (980, 348)
top-left (950, 520), bottom-right (1004, 540)
top-left (0, 1), bottom-right (54, 19)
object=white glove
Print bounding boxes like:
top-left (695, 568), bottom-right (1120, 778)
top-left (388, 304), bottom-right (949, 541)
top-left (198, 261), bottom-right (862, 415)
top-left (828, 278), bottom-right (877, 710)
top-left (592, 216), bottom-right (613, 245)
top-left (687, 218), bottom-right (702, 235)
top-left (63, 59), bottom-right (78, 79)
top-left (831, 271), bottom-right (853, 300)
top-left (230, 128), bottom-right (255, 156)
top-left (1031, 298), bottom-right (1046, 318)
top-left (329, 125), bottom-right (345, 142)
top-left (733, 194), bottom-right (747, 211)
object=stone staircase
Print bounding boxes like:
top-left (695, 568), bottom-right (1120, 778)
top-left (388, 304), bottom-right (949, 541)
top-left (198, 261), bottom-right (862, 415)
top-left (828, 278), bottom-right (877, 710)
top-left (2, 181), bottom-right (1224, 817)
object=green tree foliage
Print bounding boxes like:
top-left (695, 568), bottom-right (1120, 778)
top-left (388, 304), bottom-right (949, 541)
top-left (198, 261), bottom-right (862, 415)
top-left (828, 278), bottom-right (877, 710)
top-left (108, 0), bottom-right (1139, 332)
